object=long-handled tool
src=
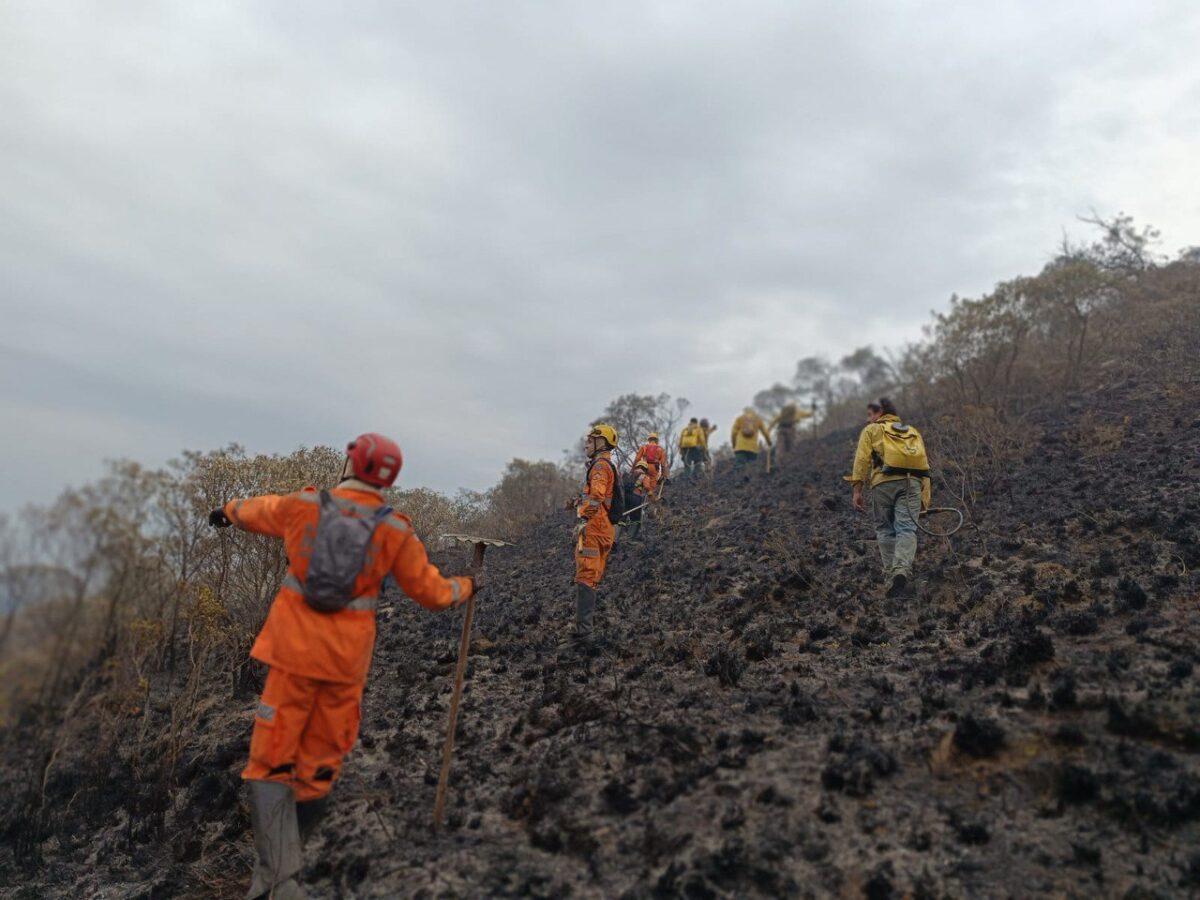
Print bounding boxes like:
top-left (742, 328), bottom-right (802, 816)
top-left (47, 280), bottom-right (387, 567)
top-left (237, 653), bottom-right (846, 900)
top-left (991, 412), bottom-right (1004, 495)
top-left (432, 533), bottom-right (512, 826)
top-left (620, 499), bottom-right (651, 520)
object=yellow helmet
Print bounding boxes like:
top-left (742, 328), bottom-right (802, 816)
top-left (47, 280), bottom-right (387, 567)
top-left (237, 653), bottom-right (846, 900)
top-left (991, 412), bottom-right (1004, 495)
top-left (647, 432), bottom-right (659, 442)
top-left (634, 459), bottom-right (650, 470)
top-left (589, 423), bottom-right (618, 448)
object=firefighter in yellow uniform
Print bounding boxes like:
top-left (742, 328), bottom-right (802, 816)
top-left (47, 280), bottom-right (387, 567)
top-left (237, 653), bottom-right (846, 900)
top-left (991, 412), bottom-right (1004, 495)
top-left (679, 418), bottom-right (705, 481)
top-left (848, 398), bottom-right (931, 598)
top-left (768, 402), bottom-right (813, 462)
top-left (731, 408), bottom-right (771, 469)
top-left (698, 418), bottom-right (718, 472)
top-left (573, 424), bottom-right (618, 642)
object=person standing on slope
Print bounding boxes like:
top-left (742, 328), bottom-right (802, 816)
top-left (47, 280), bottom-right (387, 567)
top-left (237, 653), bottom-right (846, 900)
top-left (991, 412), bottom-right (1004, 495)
top-left (731, 407), bottom-right (771, 470)
top-left (768, 402), bottom-right (813, 464)
top-left (678, 418), bottom-right (706, 482)
top-left (208, 433), bottom-right (478, 900)
top-left (573, 424), bottom-right (619, 644)
top-left (848, 398), bottom-right (932, 598)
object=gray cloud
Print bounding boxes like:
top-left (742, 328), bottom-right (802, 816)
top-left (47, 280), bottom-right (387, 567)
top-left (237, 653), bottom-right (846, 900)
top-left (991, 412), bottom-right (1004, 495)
top-left (2, 1), bottom-right (1199, 511)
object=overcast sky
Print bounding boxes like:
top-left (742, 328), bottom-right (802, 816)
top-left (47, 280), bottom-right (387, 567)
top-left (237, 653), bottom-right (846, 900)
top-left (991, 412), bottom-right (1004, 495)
top-left (2, 0), bottom-right (1198, 513)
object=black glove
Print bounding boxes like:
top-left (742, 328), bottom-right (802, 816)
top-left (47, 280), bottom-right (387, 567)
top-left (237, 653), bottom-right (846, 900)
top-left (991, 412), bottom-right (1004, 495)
top-left (208, 508), bottom-right (232, 528)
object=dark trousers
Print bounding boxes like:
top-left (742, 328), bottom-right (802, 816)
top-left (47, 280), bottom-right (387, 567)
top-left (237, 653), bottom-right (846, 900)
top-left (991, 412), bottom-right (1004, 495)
top-left (734, 450), bottom-right (757, 469)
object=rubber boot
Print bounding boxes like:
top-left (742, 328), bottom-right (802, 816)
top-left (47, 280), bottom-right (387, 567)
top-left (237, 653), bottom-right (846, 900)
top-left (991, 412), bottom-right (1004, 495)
top-left (296, 796), bottom-right (329, 846)
top-left (625, 521), bottom-right (642, 542)
top-left (245, 780), bottom-right (306, 900)
top-left (885, 573), bottom-right (908, 599)
top-left (575, 583), bottom-right (596, 642)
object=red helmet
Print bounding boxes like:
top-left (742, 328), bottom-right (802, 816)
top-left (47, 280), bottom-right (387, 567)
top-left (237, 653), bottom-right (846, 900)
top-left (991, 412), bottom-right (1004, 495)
top-left (345, 433), bottom-right (403, 487)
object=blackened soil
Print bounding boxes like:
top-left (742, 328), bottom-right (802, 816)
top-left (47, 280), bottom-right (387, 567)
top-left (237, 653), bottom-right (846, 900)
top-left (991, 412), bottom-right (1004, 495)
top-left (4, 377), bottom-right (1200, 898)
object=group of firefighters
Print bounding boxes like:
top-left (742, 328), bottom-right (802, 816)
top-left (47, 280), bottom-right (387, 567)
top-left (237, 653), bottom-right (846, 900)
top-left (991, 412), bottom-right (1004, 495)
top-left (208, 397), bottom-right (930, 898)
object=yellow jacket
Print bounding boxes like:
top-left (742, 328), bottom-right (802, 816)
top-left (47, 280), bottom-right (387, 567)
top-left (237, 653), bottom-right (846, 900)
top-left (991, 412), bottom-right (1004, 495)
top-left (769, 406), bottom-right (813, 431)
top-left (731, 414), bottom-right (771, 454)
top-left (699, 425), bottom-right (717, 449)
top-left (849, 414), bottom-right (931, 509)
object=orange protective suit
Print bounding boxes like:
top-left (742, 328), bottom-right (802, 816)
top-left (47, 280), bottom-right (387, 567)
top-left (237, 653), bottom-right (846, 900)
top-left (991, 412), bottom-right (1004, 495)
top-left (634, 442), bottom-right (665, 480)
top-left (575, 452), bottom-right (615, 589)
top-left (632, 468), bottom-right (657, 498)
top-left (225, 483), bottom-right (473, 800)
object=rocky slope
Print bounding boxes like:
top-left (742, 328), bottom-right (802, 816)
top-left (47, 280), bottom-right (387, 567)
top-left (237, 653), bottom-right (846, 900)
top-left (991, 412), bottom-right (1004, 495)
top-left (3, 377), bottom-right (1199, 898)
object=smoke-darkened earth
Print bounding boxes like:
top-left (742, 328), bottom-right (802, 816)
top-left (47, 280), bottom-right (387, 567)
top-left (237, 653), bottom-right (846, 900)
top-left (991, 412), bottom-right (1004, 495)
top-left (3, 375), bottom-right (1198, 898)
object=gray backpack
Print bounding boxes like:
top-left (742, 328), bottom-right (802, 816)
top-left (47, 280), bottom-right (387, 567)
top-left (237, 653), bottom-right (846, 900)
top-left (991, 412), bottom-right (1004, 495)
top-left (302, 490), bottom-right (394, 613)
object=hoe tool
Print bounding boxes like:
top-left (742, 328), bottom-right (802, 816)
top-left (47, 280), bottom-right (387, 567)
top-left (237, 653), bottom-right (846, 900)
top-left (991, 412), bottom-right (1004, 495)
top-left (433, 533), bottom-right (512, 826)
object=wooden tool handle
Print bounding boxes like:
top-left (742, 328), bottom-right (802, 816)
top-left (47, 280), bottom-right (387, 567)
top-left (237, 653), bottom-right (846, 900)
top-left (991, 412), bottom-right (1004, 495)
top-left (433, 592), bottom-right (475, 827)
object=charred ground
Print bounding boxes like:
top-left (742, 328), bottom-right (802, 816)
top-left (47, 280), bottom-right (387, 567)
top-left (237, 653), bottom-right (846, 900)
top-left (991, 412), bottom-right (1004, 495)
top-left (2, 375), bottom-right (1199, 898)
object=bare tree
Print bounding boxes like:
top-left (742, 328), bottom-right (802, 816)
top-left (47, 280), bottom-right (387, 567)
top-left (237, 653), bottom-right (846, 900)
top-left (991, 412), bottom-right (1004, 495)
top-left (591, 393), bottom-right (691, 471)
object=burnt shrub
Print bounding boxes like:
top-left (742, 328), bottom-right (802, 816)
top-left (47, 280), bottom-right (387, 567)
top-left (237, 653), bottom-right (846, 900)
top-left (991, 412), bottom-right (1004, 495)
top-left (705, 645), bottom-right (746, 688)
top-left (1106, 699), bottom-right (1161, 741)
top-left (821, 733), bottom-right (897, 797)
top-left (1168, 658), bottom-right (1194, 683)
top-left (1048, 669), bottom-right (1077, 710)
top-left (780, 685), bottom-right (819, 726)
top-left (851, 617), bottom-right (889, 647)
top-left (808, 622), bottom-right (837, 642)
top-left (1091, 552), bottom-right (1120, 577)
top-left (953, 714), bottom-right (1006, 758)
top-left (865, 862), bottom-right (896, 900)
top-left (1055, 609), bottom-right (1099, 636)
top-left (1116, 577), bottom-right (1148, 611)
top-left (1058, 763), bottom-right (1099, 804)
top-left (1126, 616), bottom-right (1152, 636)
top-left (743, 624), bottom-right (775, 662)
top-left (1004, 629), bottom-right (1055, 673)
top-left (948, 811), bottom-right (990, 845)
top-left (601, 779), bottom-right (639, 816)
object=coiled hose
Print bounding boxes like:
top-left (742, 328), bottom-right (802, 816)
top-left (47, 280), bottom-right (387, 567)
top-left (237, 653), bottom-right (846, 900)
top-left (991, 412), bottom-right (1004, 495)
top-left (917, 507), bottom-right (964, 536)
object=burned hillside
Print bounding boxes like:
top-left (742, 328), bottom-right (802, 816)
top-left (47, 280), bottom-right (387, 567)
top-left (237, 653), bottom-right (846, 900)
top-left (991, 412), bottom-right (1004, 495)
top-left (2, 370), bottom-right (1199, 898)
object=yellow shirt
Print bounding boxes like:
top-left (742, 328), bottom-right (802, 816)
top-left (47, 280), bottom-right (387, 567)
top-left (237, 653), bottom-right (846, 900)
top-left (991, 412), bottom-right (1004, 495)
top-left (731, 415), bottom-right (771, 453)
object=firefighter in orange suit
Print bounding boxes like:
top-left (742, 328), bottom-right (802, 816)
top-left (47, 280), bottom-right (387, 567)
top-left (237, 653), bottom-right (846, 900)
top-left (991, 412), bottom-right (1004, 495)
top-left (573, 423), bottom-right (618, 642)
top-left (208, 433), bottom-right (477, 900)
top-left (634, 432), bottom-right (666, 482)
top-left (622, 459), bottom-right (656, 542)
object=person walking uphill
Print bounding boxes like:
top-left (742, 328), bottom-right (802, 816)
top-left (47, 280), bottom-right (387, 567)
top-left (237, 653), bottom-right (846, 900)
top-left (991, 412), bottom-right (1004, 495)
top-left (208, 433), bottom-right (478, 900)
top-left (699, 418), bottom-right (718, 472)
top-left (768, 402), bottom-right (813, 462)
top-left (634, 432), bottom-right (666, 484)
top-left (621, 460), bottom-right (657, 541)
top-left (731, 408), bottom-right (771, 470)
top-left (572, 424), bottom-right (619, 644)
top-left (679, 418), bottom-right (705, 482)
top-left (847, 398), bottom-right (932, 598)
